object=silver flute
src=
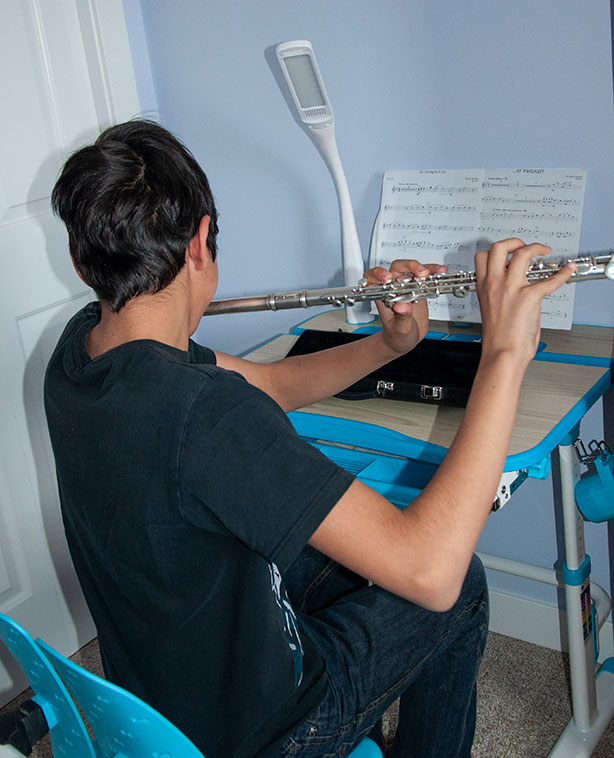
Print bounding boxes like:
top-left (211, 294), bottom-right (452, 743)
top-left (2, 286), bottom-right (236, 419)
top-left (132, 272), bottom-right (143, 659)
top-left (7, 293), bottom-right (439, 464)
top-left (204, 253), bottom-right (614, 316)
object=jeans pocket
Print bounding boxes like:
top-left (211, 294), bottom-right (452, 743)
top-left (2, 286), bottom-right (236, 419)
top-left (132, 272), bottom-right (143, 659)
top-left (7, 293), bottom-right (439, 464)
top-left (281, 707), bottom-right (322, 757)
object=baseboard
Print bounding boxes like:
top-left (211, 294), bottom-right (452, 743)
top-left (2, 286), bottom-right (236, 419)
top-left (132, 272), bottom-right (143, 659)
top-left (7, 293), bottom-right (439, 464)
top-left (488, 588), bottom-right (614, 663)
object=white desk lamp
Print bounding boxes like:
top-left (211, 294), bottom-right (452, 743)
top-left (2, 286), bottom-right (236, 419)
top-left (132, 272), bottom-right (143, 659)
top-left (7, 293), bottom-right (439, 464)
top-left (275, 40), bottom-right (374, 324)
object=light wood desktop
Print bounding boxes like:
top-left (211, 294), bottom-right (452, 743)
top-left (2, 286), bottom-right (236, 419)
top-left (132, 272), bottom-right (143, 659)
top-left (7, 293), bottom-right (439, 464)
top-left (246, 310), bottom-right (612, 467)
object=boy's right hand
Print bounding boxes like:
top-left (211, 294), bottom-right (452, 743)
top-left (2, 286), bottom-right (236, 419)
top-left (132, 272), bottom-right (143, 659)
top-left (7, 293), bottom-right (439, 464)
top-left (475, 238), bottom-right (576, 367)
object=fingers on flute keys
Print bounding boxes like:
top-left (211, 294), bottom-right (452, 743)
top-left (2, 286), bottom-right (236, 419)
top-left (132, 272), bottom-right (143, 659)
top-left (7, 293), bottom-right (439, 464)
top-left (365, 259), bottom-right (447, 286)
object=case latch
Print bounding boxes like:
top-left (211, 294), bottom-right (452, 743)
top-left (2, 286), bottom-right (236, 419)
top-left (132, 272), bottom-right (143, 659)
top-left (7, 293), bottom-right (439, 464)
top-left (420, 385), bottom-right (443, 400)
top-left (376, 380), bottom-right (395, 397)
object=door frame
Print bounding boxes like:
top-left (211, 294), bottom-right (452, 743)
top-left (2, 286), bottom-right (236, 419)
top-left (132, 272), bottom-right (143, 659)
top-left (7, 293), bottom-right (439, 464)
top-left (77, 0), bottom-right (141, 132)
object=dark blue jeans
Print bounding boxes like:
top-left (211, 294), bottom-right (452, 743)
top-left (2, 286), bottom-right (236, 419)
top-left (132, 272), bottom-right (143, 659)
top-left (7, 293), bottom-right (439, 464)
top-left (279, 548), bottom-right (489, 758)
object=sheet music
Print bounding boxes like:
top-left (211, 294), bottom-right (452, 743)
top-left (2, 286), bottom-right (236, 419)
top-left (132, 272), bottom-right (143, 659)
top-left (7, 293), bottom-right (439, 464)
top-left (370, 168), bottom-right (586, 329)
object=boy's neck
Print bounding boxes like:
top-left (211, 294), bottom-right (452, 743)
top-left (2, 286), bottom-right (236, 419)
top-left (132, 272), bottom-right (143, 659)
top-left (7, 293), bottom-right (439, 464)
top-left (83, 251), bottom-right (217, 359)
top-left (86, 290), bottom-right (192, 359)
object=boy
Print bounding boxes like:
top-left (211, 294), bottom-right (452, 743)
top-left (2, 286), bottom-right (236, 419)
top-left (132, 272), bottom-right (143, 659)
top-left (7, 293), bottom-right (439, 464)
top-left (45, 119), bottom-right (574, 757)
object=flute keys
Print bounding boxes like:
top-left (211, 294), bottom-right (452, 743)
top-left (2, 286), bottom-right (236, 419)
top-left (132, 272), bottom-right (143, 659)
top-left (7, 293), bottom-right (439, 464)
top-left (324, 295), bottom-right (345, 308)
top-left (453, 286), bottom-right (470, 298)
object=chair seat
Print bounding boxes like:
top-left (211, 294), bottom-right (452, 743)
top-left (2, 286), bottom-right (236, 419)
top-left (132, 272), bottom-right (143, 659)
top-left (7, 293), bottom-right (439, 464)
top-left (348, 736), bottom-right (384, 757)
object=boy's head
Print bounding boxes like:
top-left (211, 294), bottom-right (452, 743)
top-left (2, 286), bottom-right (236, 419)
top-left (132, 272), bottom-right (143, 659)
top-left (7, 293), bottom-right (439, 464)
top-left (52, 120), bottom-right (219, 312)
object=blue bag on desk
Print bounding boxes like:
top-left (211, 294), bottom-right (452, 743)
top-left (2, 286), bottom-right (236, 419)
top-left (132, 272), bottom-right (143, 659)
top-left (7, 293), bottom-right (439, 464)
top-left (286, 329), bottom-right (481, 407)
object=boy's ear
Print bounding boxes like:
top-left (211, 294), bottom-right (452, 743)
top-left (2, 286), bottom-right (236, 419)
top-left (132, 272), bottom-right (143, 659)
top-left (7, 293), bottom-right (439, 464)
top-left (186, 215), bottom-right (212, 270)
top-left (71, 258), bottom-right (90, 286)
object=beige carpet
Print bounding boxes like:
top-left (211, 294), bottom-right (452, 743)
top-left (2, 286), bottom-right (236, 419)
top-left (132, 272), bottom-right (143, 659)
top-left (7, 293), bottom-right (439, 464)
top-left (2, 632), bottom-right (614, 757)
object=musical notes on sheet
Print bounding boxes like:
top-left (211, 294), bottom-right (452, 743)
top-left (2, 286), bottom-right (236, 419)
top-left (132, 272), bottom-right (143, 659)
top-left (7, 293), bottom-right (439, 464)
top-left (371, 169), bottom-right (586, 329)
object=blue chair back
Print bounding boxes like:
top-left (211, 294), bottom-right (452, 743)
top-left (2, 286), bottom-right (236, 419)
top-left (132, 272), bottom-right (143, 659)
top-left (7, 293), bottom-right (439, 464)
top-left (37, 639), bottom-right (205, 758)
top-left (38, 639), bottom-right (382, 757)
top-left (0, 613), bottom-right (381, 758)
top-left (37, 637), bottom-right (381, 758)
top-left (0, 613), bottom-right (95, 758)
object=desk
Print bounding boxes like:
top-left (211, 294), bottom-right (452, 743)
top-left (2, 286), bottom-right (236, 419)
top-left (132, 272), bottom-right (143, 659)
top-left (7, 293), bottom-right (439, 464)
top-left (245, 310), bottom-right (614, 756)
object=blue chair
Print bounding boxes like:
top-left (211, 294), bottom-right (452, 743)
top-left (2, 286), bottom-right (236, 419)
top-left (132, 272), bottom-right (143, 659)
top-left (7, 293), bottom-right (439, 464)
top-left (347, 737), bottom-right (383, 757)
top-left (1, 609), bottom-right (382, 757)
top-left (0, 613), bottom-right (94, 758)
top-left (37, 639), bottom-right (382, 757)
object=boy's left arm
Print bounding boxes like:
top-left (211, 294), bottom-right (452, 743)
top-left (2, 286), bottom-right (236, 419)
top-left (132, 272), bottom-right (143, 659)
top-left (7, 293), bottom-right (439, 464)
top-left (214, 260), bottom-right (446, 412)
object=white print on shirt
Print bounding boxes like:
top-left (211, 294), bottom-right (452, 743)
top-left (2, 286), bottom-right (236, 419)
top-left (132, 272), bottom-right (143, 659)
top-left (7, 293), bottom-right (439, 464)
top-left (269, 562), bottom-right (304, 686)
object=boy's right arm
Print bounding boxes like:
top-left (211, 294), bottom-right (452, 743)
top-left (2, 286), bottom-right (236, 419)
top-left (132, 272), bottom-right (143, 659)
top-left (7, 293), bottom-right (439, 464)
top-left (308, 239), bottom-right (576, 612)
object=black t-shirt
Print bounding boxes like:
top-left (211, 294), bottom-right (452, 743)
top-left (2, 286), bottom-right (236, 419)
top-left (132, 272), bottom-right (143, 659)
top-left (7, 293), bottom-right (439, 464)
top-left (44, 303), bottom-right (354, 757)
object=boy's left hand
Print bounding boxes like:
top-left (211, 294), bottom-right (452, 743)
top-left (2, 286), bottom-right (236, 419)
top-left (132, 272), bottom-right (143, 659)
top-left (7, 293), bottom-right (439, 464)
top-left (362, 259), bottom-right (448, 355)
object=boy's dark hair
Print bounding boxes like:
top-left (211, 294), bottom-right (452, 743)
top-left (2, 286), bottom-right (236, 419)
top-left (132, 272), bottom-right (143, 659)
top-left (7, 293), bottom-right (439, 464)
top-left (51, 119), bottom-right (219, 312)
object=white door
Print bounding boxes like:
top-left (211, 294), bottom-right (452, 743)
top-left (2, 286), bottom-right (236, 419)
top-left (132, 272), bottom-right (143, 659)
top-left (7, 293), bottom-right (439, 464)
top-left (0, 0), bottom-right (140, 703)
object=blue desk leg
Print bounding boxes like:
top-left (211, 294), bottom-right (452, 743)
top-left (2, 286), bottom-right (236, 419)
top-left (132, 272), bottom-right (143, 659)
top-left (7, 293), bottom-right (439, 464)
top-left (549, 439), bottom-right (614, 756)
